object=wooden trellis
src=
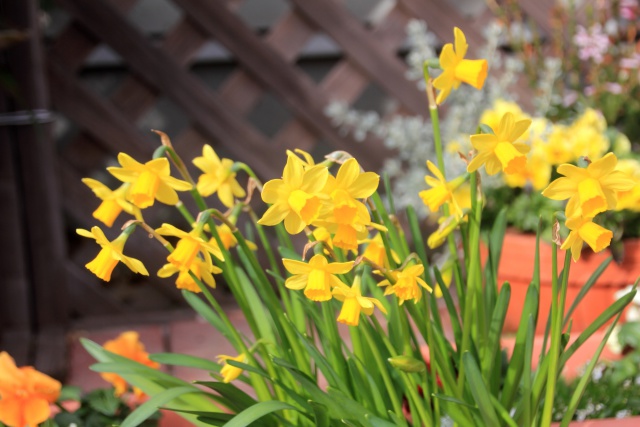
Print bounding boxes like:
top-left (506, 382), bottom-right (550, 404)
top-left (1, 0), bottom-right (554, 374)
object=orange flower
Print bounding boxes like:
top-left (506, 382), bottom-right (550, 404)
top-left (101, 331), bottom-right (160, 398)
top-left (0, 352), bottom-right (61, 427)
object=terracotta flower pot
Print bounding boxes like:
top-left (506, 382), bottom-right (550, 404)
top-left (494, 231), bottom-right (640, 334)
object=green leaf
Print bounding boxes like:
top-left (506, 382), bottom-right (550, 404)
top-left (221, 401), bottom-right (298, 427)
top-left (309, 401), bottom-right (330, 427)
top-left (562, 257), bottom-right (612, 329)
top-left (462, 352), bottom-right (500, 426)
top-left (58, 385), bottom-right (83, 402)
top-left (387, 355), bottom-right (426, 373)
top-left (121, 386), bottom-right (203, 427)
top-left (87, 388), bottom-right (121, 416)
top-left (150, 353), bottom-right (220, 371)
top-left (194, 381), bottom-right (258, 412)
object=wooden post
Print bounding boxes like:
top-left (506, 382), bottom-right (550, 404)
top-left (1, 0), bottom-right (68, 378)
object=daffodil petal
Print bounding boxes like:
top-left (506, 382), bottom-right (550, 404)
top-left (155, 182), bottom-right (179, 205)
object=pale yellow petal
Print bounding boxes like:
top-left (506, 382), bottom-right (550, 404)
top-left (155, 181), bottom-right (179, 205)
top-left (453, 27), bottom-right (468, 59)
top-left (258, 202), bottom-right (289, 226)
top-left (542, 177), bottom-right (577, 200)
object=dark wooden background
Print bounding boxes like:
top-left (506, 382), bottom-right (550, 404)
top-left (1, 0), bottom-right (553, 377)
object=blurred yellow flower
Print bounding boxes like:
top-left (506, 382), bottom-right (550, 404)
top-left (333, 277), bottom-right (387, 326)
top-left (379, 264), bottom-right (432, 305)
top-left (479, 99), bottom-right (530, 137)
top-left (542, 153), bottom-right (636, 218)
top-left (615, 159), bottom-right (640, 212)
top-left (108, 153), bottom-right (192, 209)
top-left (544, 125), bottom-right (575, 165)
top-left (467, 112), bottom-right (531, 175)
top-left (283, 254), bottom-right (354, 301)
top-left (102, 331), bottom-right (160, 398)
top-left (217, 353), bottom-right (246, 383)
top-left (259, 154), bottom-right (329, 234)
top-left (561, 216), bottom-right (613, 262)
top-left (82, 179), bottom-right (139, 227)
top-left (77, 226), bottom-right (148, 281)
top-left (433, 27), bottom-right (488, 104)
top-left (503, 146), bottom-right (552, 191)
top-left (361, 233), bottom-right (399, 269)
top-left (193, 145), bottom-right (246, 208)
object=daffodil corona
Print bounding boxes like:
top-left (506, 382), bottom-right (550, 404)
top-left (379, 264), bottom-right (432, 304)
top-left (433, 27), bottom-right (488, 104)
top-left (561, 216), bottom-right (613, 262)
top-left (332, 277), bottom-right (387, 326)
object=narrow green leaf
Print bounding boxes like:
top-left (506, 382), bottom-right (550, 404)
top-left (562, 257), bottom-right (612, 328)
top-left (222, 401), bottom-right (297, 427)
top-left (309, 401), bottom-right (330, 427)
top-left (121, 387), bottom-right (203, 427)
top-left (462, 352), bottom-right (500, 426)
top-left (195, 381), bottom-right (258, 412)
top-left (150, 353), bottom-right (220, 371)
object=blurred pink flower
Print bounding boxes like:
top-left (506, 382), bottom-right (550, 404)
top-left (605, 82), bottom-right (623, 94)
top-left (620, 0), bottom-right (638, 20)
top-left (573, 24), bottom-right (609, 64)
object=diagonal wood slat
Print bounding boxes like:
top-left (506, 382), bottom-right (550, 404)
top-left (290, 0), bottom-right (427, 115)
top-left (55, 0), bottom-right (276, 178)
top-left (173, 0), bottom-right (383, 169)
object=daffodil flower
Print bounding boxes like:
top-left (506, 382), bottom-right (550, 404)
top-left (332, 277), bottom-right (387, 326)
top-left (467, 112), bottom-right (532, 176)
top-left (217, 353), bottom-right (246, 383)
top-left (0, 352), bottom-right (61, 427)
top-left (283, 254), bottom-right (354, 301)
top-left (101, 332), bottom-right (160, 398)
top-left (419, 160), bottom-right (466, 215)
top-left (259, 154), bottom-right (330, 234)
top-left (433, 27), bottom-right (488, 104)
top-left (156, 223), bottom-right (224, 271)
top-left (427, 213), bottom-right (464, 249)
top-left (108, 153), bottom-right (192, 209)
top-left (361, 233), bottom-right (399, 269)
top-left (157, 257), bottom-right (221, 293)
top-left (315, 158), bottom-right (379, 250)
top-left (615, 159), bottom-right (640, 212)
top-left (379, 264), bottom-right (432, 304)
top-left (193, 145), bottom-right (246, 208)
top-left (77, 226), bottom-right (148, 282)
top-left (542, 153), bottom-right (636, 218)
top-left (561, 216), bottom-right (613, 262)
top-left (82, 179), bottom-right (139, 227)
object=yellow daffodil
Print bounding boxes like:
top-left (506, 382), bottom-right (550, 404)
top-left (259, 154), bottom-right (330, 234)
top-left (561, 216), bottom-right (613, 262)
top-left (361, 233), bottom-right (399, 269)
top-left (282, 254), bottom-right (354, 301)
top-left (419, 160), bottom-right (465, 215)
top-left (479, 100), bottom-right (530, 136)
top-left (157, 257), bottom-right (221, 293)
top-left (217, 353), bottom-right (246, 383)
top-left (101, 332), bottom-right (160, 398)
top-left (312, 227), bottom-right (334, 251)
top-left (569, 112), bottom-right (609, 161)
top-left (77, 226), bottom-right (148, 282)
top-left (542, 153), bottom-right (636, 218)
top-left (286, 148), bottom-right (316, 169)
top-left (315, 158), bottom-right (379, 250)
top-left (467, 112), bottom-right (531, 175)
top-left (108, 153), bottom-right (192, 209)
top-left (433, 27), bottom-right (488, 104)
top-left (82, 179), bottom-right (139, 227)
top-left (379, 264), bottom-right (432, 305)
top-left (156, 224), bottom-right (224, 271)
top-left (0, 352), bottom-right (61, 427)
top-left (193, 145), bottom-right (246, 208)
top-left (615, 159), bottom-right (640, 212)
top-left (332, 277), bottom-right (387, 326)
